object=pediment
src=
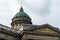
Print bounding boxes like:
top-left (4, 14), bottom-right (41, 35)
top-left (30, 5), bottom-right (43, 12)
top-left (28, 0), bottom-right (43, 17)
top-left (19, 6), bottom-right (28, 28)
top-left (24, 24), bottom-right (60, 34)
top-left (33, 27), bottom-right (58, 34)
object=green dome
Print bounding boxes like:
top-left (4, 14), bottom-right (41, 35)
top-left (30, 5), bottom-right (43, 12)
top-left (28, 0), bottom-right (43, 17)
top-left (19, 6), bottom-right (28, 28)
top-left (14, 7), bottom-right (29, 18)
top-left (15, 12), bottom-right (29, 17)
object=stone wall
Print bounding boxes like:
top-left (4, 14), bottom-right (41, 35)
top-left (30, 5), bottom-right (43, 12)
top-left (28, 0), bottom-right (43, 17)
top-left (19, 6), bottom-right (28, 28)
top-left (0, 24), bottom-right (20, 40)
top-left (0, 33), bottom-right (20, 40)
top-left (22, 34), bottom-right (59, 40)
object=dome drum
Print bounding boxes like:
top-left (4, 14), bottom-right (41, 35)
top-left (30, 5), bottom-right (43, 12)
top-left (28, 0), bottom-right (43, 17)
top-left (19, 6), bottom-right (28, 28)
top-left (12, 17), bottom-right (31, 22)
top-left (11, 20), bottom-right (32, 26)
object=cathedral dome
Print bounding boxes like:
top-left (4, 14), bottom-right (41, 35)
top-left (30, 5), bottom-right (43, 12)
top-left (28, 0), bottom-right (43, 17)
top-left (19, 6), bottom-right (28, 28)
top-left (11, 6), bottom-right (32, 26)
top-left (14, 7), bottom-right (29, 18)
top-left (14, 12), bottom-right (29, 18)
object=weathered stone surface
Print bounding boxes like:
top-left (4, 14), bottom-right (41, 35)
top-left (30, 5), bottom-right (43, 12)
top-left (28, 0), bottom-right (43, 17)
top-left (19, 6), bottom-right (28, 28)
top-left (22, 34), bottom-right (59, 40)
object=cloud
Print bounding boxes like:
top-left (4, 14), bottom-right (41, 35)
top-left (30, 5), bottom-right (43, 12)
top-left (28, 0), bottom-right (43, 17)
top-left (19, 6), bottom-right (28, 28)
top-left (0, 0), bottom-right (19, 26)
top-left (21, 0), bottom-right (51, 17)
top-left (0, 0), bottom-right (60, 29)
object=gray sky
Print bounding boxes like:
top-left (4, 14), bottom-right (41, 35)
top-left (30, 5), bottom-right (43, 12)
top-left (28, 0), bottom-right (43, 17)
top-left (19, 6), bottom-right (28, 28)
top-left (0, 0), bottom-right (60, 29)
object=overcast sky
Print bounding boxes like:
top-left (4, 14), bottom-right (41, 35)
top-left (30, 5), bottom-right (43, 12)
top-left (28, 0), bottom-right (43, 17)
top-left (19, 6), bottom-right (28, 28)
top-left (0, 0), bottom-right (60, 29)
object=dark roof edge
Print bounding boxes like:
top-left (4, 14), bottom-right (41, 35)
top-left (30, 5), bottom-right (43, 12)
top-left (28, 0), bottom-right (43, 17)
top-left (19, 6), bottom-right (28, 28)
top-left (23, 24), bottom-right (60, 33)
top-left (0, 23), bottom-right (10, 28)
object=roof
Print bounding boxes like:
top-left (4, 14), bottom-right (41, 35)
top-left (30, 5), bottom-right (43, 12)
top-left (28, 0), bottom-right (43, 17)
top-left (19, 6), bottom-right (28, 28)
top-left (23, 24), bottom-right (59, 31)
top-left (23, 24), bottom-right (60, 36)
top-left (14, 7), bottom-right (29, 18)
top-left (0, 24), bottom-right (21, 38)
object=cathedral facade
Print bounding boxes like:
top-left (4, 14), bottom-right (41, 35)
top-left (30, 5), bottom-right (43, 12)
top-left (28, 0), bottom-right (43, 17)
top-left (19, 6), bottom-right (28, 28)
top-left (0, 7), bottom-right (60, 40)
